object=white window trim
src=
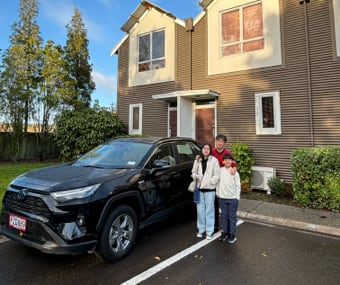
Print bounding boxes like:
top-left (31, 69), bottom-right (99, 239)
top-left (220, 2), bottom-right (264, 57)
top-left (207, 0), bottom-right (282, 75)
top-left (128, 8), bottom-right (175, 86)
top-left (129, 103), bottom-right (143, 135)
top-left (138, 29), bottom-right (165, 71)
top-left (255, 91), bottom-right (281, 135)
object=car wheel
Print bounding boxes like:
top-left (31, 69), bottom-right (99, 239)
top-left (96, 205), bottom-right (138, 262)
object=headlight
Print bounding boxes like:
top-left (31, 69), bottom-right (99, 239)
top-left (51, 184), bottom-right (101, 202)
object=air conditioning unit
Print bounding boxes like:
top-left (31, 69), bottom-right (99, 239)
top-left (251, 166), bottom-right (276, 194)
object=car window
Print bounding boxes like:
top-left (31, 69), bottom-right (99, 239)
top-left (176, 141), bottom-right (200, 163)
top-left (73, 141), bottom-right (152, 168)
top-left (146, 143), bottom-right (175, 168)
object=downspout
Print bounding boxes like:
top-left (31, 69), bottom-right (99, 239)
top-left (300, 0), bottom-right (314, 146)
top-left (185, 18), bottom-right (194, 139)
top-left (185, 18), bottom-right (194, 90)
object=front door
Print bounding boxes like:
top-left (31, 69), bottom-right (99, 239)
top-left (169, 109), bottom-right (177, 137)
top-left (195, 107), bottom-right (215, 146)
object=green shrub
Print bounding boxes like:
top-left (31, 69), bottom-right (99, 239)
top-left (291, 146), bottom-right (340, 212)
top-left (231, 141), bottom-right (255, 192)
top-left (267, 176), bottom-right (286, 197)
top-left (314, 173), bottom-right (340, 212)
top-left (53, 106), bottom-right (127, 161)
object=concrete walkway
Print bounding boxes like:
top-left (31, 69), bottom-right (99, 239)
top-left (237, 199), bottom-right (340, 238)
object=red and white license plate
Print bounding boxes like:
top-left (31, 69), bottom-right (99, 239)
top-left (9, 214), bottom-right (27, 232)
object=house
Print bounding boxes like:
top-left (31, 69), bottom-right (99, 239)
top-left (111, 0), bottom-right (340, 183)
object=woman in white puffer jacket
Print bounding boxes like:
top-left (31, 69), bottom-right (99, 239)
top-left (191, 143), bottom-right (220, 239)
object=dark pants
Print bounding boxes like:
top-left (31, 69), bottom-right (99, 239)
top-left (214, 197), bottom-right (219, 230)
top-left (219, 198), bottom-right (239, 237)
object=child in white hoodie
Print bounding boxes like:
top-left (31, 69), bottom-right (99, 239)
top-left (217, 153), bottom-right (241, 244)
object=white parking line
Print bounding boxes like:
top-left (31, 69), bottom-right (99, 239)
top-left (121, 219), bottom-right (244, 285)
top-left (0, 236), bottom-right (9, 244)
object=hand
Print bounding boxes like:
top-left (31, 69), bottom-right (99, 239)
top-left (230, 167), bottom-right (237, 175)
top-left (194, 174), bottom-right (202, 181)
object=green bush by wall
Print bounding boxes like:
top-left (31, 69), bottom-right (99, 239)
top-left (291, 146), bottom-right (340, 212)
top-left (231, 141), bottom-right (255, 192)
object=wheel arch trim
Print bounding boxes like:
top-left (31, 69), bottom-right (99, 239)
top-left (96, 190), bottom-right (145, 233)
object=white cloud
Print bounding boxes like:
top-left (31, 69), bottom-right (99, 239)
top-left (40, 0), bottom-right (74, 28)
top-left (39, 0), bottom-right (107, 42)
top-left (92, 70), bottom-right (116, 93)
top-left (91, 70), bottom-right (117, 107)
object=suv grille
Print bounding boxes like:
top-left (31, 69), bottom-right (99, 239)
top-left (4, 191), bottom-right (51, 219)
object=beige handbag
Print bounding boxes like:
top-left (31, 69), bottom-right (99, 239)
top-left (188, 180), bottom-right (196, 192)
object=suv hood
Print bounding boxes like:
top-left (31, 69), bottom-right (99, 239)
top-left (10, 164), bottom-right (132, 193)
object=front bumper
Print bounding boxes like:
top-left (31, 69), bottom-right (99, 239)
top-left (0, 211), bottom-right (96, 255)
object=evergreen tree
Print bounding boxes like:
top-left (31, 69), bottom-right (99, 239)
top-left (0, 0), bottom-right (43, 161)
top-left (64, 7), bottom-right (95, 110)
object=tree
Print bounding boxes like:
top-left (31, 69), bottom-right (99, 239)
top-left (32, 40), bottom-right (69, 160)
top-left (63, 7), bottom-right (95, 110)
top-left (0, 0), bottom-right (43, 161)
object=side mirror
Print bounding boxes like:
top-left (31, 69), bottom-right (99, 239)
top-left (152, 159), bottom-right (169, 168)
top-left (150, 159), bottom-right (170, 174)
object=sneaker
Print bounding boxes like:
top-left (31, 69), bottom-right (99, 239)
top-left (196, 232), bottom-right (204, 238)
top-left (227, 236), bottom-right (237, 244)
top-left (218, 232), bottom-right (228, 242)
top-left (205, 235), bottom-right (213, 240)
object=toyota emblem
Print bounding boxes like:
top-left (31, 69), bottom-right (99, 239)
top-left (18, 189), bottom-right (29, 201)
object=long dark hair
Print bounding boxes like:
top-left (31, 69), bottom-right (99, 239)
top-left (200, 143), bottom-right (212, 159)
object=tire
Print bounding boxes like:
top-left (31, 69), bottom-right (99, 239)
top-left (96, 205), bottom-right (138, 262)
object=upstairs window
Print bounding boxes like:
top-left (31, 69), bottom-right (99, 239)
top-left (138, 30), bottom-right (165, 72)
top-left (221, 1), bottom-right (264, 56)
top-left (255, 91), bottom-right (281, 135)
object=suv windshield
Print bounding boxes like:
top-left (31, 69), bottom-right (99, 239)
top-left (73, 140), bottom-right (152, 168)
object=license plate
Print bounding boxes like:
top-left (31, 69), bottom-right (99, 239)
top-left (9, 214), bottom-right (27, 232)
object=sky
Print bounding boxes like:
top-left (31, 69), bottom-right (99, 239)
top-left (0, 0), bottom-right (202, 108)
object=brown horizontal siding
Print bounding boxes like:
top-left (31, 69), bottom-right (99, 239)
top-left (175, 25), bottom-right (191, 89)
top-left (191, 16), bottom-right (208, 88)
top-left (189, 0), bottom-right (340, 183)
top-left (116, 23), bottom-right (192, 137)
top-left (115, 0), bottom-right (339, 184)
top-left (307, 0), bottom-right (340, 146)
top-left (116, 38), bottom-right (130, 125)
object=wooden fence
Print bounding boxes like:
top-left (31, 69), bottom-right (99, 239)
top-left (0, 132), bottom-right (58, 161)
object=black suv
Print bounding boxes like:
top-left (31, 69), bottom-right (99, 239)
top-left (0, 137), bottom-right (200, 262)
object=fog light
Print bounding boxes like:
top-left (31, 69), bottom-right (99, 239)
top-left (58, 222), bottom-right (85, 240)
top-left (76, 213), bottom-right (86, 232)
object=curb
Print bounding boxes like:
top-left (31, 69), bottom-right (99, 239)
top-left (237, 211), bottom-right (340, 238)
